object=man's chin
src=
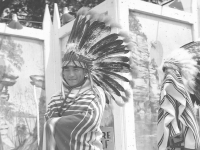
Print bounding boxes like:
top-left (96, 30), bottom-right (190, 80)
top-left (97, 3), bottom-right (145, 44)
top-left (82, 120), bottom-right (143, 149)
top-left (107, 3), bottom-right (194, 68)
top-left (68, 81), bottom-right (78, 86)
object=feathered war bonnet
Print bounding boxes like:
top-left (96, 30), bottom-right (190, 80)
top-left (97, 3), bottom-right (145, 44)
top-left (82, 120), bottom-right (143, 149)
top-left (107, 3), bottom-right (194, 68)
top-left (62, 7), bottom-right (136, 106)
top-left (161, 41), bottom-right (200, 105)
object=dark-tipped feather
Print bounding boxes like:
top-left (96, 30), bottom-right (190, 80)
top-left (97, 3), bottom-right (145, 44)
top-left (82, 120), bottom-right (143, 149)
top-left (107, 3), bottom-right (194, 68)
top-left (96, 69), bottom-right (130, 82)
top-left (75, 16), bottom-right (87, 43)
top-left (92, 40), bottom-right (124, 55)
top-left (67, 15), bottom-right (80, 43)
top-left (181, 41), bottom-right (200, 49)
top-left (129, 80), bottom-right (135, 88)
top-left (119, 31), bottom-right (131, 43)
top-left (99, 56), bottom-right (129, 63)
top-left (95, 73), bottom-right (126, 92)
top-left (78, 20), bottom-right (92, 50)
top-left (96, 62), bottom-right (130, 73)
top-left (99, 76), bottom-right (121, 96)
top-left (88, 33), bottom-right (119, 54)
top-left (92, 75), bottom-right (123, 102)
top-left (190, 94), bottom-right (200, 105)
top-left (94, 74), bottom-right (122, 96)
top-left (101, 75), bottom-right (126, 92)
top-left (96, 49), bottom-right (129, 61)
top-left (80, 21), bottom-right (111, 51)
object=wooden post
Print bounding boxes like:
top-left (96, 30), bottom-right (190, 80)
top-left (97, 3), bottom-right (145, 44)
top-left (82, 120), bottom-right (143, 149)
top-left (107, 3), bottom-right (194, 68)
top-left (53, 3), bottom-right (62, 91)
top-left (197, 0), bottom-right (200, 39)
top-left (192, 0), bottom-right (199, 40)
top-left (115, 0), bottom-right (137, 149)
top-left (42, 4), bottom-right (53, 106)
top-left (107, 0), bottom-right (137, 149)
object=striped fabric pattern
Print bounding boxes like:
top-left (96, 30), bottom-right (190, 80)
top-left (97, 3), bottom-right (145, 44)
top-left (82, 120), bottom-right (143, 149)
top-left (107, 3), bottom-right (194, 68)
top-left (157, 69), bottom-right (200, 150)
top-left (42, 79), bottom-right (105, 150)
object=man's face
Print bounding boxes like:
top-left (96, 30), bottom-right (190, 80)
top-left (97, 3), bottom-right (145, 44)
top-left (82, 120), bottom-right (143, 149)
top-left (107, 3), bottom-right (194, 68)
top-left (63, 65), bottom-right (86, 87)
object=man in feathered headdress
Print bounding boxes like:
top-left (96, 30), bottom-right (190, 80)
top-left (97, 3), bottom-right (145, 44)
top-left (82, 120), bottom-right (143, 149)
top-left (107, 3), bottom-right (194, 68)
top-left (40, 7), bottom-right (135, 150)
top-left (157, 42), bottom-right (200, 150)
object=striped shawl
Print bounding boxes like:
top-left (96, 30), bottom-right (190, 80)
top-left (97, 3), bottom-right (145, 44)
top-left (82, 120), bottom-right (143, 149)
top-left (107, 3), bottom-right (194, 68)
top-left (42, 79), bottom-right (105, 150)
top-left (157, 70), bottom-right (200, 150)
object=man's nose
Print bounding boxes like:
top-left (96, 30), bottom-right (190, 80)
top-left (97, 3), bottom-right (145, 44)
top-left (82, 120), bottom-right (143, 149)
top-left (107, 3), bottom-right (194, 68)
top-left (68, 70), bottom-right (75, 76)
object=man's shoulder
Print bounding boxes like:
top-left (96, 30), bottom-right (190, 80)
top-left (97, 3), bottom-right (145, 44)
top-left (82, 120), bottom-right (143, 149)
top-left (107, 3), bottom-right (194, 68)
top-left (50, 91), bottom-right (62, 99)
top-left (49, 91), bottom-right (63, 104)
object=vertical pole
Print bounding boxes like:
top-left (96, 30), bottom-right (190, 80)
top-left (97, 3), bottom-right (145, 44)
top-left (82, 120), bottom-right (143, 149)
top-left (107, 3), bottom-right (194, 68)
top-left (116, 0), bottom-right (137, 149)
top-left (42, 4), bottom-right (53, 146)
top-left (113, 0), bottom-right (137, 149)
top-left (43, 4), bottom-right (54, 107)
top-left (197, 0), bottom-right (200, 39)
top-left (192, 0), bottom-right (198, 41)
top-left (106, 0), bottom-right (126, 149)
top-left (53, 3), bottom-right (62, 91)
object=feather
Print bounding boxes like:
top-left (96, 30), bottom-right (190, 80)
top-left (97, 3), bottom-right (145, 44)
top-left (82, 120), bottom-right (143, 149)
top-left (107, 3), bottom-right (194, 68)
top-left (94, 42), bottom-right (125, 57)
top-left (113, 99), bottom-right (125, 106)
top-left (127, 42), bottom-right (137, 50)
top-left (181, 41), bottom-right (200, 49)
top-left (102, 15), bottom-right (112, 25)
top-left (77, 7), bottom-right (90, 15)
top-left (78, 20), bottom-right (92, 50)
top-left (190, 94), bottom-right (200, 105)
top-left (110, 21), bottom-right (122, 29)
top-left (98, 56), bottom-right (130, 63)
top-left (96, 62), bottom-right (130, 73)
top-left (119, 31), bottom-right (131, 43)
top-left (129, 80), bottom-right (135, 88)
top-left (81, 21), bottom-right (111, 52)
top-left (67, 15), bottom-right (80, 43)
top-left (96, 49), bottom-right (129, 61)
top-left (88, 33), bottom-right (119, 55)
top-left (95, 69), bottom-right (130, 82)
top-left (180, 41), bottom-right (195, 49)
top-left (92, 75), bottom-right (125, 106)
top-left (93, 75), bottom-right (121, 98)
top-left (99, 74), bottom-right (126, 92)
top-left (124, 89), bottom-right (131, 98)
top-left (194, 81), bottom-right (200, 95)
top-left (92, 40), bottom-right (124, 55)
top-left (96, 74), bottom-right (121, 96)
top-left (75, 16), bottom-right (88, 44)
top-left (121, 95), bottom-right (129, 102)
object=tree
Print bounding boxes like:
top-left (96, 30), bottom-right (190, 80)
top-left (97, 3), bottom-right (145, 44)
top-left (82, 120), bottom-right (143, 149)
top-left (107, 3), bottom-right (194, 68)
top-left (0, 0), bottom-right (105, 29)
top-left (0, 35), bottom-right (24, 71)
top-left (0, 0), bottom-right (13, 17)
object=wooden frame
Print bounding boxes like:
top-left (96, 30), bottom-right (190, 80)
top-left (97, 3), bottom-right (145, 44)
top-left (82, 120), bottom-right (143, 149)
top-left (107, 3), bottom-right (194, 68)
top-left (41, 0), bottom-right (200, 149)
top-left (0, 0), bottom-right (199, 149)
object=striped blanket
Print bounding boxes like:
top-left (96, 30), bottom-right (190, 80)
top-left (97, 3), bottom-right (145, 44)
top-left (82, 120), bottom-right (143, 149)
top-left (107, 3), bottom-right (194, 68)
top-left (42, 79), bottom-right (105, 150)
top-left (157, 70), bottom-right (200, 150)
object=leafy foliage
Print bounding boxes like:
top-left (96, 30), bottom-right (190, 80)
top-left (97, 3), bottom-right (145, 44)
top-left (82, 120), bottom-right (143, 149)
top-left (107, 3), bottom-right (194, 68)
top-left (0, 0), bottom-right (105, 29)
top-left (0, 35), bottom-right (24, 70)
top-left (129, 11), bottom-right (160, 110)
